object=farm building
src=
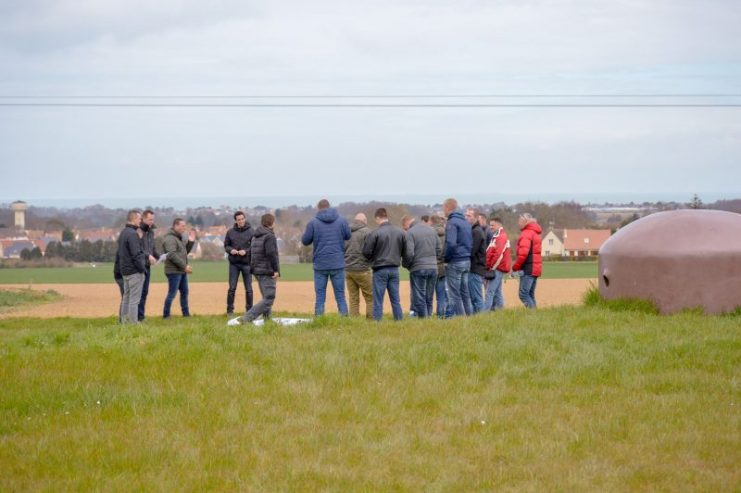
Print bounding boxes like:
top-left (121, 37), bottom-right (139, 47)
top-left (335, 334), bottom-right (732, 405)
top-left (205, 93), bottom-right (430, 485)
top-left (542, 229), bottom-right (611, 257)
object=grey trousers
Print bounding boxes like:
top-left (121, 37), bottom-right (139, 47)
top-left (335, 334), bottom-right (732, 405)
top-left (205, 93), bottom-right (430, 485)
top-left (120, 272), bottom-right (145, 324)
top-left (242, 275), bottom-right (276, 323)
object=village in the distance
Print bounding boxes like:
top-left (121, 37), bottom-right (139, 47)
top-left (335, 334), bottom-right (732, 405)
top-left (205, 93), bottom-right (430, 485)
top-left (1, 195), bottom-right (739, 264)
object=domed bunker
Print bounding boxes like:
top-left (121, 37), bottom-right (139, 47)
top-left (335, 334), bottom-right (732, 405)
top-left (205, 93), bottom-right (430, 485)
top-left (598, 209), bottom-right (741, 314)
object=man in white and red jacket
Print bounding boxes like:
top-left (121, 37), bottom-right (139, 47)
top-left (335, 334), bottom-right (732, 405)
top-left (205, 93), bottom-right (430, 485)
top-left (512, 213), bottom-right (543, 308)
top-left (484, 216), bottom-right (512, 311)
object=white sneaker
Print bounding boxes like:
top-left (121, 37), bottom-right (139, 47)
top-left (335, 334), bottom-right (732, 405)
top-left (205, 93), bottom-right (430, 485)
top-left (227, 317), bottom-right (242, 326)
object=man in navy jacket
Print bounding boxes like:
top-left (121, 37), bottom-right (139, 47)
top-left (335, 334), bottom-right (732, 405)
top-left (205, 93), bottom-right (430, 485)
top-left (301, 199), bottom-right (352, 316)
top-left (443, 198), bottom-right (473, 317)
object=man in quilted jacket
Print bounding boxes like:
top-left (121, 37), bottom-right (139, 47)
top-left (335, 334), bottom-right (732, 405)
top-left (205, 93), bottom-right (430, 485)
top-left (512, 213), bottom-right (542, 309)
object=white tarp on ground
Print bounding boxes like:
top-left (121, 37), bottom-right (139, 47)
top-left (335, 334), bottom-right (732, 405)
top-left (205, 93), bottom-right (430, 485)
top-left (227, 317), bottom-right (311, 327)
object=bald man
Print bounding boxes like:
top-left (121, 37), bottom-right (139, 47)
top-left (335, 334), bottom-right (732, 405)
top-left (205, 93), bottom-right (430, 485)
top-left (344, 212), bottom-right (373, 318)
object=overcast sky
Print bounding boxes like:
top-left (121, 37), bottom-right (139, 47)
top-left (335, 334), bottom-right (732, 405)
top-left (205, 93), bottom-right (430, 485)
top-left (1, 0), bottom-right (740, 205)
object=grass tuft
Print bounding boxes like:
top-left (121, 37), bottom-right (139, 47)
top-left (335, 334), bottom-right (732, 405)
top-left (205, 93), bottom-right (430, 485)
top-left (0, 288), bottom-right (62, 309)
top-left (582, 284), bottom-right (659, 314)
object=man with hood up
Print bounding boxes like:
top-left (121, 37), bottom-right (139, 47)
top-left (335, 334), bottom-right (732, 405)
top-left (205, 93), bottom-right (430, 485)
top-left (224, 211), bottom-right (254, 316)
top-left (302, 199), bottom-right (352, 316)
top-left (512, 213), bottom-right (543, 309)
top-left (344, 212), bottom-right (373, 318)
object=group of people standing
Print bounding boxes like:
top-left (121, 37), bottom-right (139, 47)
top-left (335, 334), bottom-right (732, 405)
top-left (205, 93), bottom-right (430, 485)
top-left (115, 198), bottom-right (543, 324)
top-left (294, 198), bottom-right (542, 322)
top-left (114, 209), bottom-right (196, 323)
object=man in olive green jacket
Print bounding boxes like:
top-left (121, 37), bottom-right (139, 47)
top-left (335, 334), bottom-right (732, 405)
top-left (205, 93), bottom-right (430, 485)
top-left (162, 218), bottom-right (196, 318)
top-left (344, 213), bottom-right (373, 318)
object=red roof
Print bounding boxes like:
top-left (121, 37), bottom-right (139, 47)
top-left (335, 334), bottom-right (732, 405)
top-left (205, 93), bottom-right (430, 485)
top-left (562, 229), bottom-right (611, 251)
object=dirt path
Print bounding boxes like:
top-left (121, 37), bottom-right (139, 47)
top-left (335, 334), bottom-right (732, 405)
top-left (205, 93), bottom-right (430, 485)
top-left (0, 279), bottom-right (594, 319)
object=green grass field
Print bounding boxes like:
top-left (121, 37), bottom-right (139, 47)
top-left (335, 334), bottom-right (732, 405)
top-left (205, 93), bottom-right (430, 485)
top-left (1, 306), bottom-right (738, 491)
top-left (0, 260), bottom-right (598, 284)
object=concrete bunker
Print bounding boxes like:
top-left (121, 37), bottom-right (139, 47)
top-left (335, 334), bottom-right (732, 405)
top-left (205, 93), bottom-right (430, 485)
top-left (599, 209), bottom-right (741, 314)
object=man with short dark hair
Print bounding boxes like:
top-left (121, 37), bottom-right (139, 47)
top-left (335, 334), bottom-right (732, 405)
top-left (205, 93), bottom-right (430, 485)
top-left (162, 218), bottom-right (196, 318)
top-left (224, 211), bottom-right (254, 316)
top-left (240, 213), bottom-right (280, 324)
top-left (466, 208), bottom-right (487, 313)
top-left (137, 209), bottom-right (158, 322)
top-left (117, 209), bottom-right (146, 324)
top-left (302, 199), bottom-right (352, 316)
top-left (402, 215), bottom-right (441, 318)
top-left (363, 208), bottom-right (407, 321)
top-left (443, 198), bottom-right (472, 317)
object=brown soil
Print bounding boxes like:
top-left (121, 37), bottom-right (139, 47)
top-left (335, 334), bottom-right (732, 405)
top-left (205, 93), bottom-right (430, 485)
top-left (0, 279), bottom-right (594, 319)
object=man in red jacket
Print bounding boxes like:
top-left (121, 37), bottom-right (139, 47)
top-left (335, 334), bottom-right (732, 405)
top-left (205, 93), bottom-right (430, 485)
top-left (512, 213), bottom-right (542, 308)
top-left (484, 216), bottom-right (511, 310)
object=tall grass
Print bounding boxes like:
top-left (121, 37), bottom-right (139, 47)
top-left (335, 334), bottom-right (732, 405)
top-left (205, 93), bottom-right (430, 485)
top-left (0, 308), bottom-right (739, 491)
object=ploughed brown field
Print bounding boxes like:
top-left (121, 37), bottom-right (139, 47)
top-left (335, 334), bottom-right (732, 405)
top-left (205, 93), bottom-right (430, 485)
top-left (0, 279), bottom-right (593, 318)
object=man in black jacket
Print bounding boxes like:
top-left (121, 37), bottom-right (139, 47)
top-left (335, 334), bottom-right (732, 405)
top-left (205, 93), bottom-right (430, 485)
top-left (137, 209), bottom-right (158, 322)
top-left (362, 208), bottom-right (407, 321)
top-left (466, 208), bottom-right (487, 313)
top-left (240, 214), bottom-right (280, 324)
top-left (117, 209), bottom-right (146, 324)
top-left (224, 211), bottom-right (254, 316)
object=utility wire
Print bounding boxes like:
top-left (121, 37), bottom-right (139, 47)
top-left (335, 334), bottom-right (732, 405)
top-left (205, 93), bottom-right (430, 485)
top-left (1, 103), bottom-right (740, 107)
top-left (1, 94), bottom-right (740, 99)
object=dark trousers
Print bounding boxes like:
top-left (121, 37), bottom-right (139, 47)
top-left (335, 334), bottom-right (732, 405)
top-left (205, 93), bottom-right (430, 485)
top-left (227, 263), bottom-right (253, 313)
top-left (137, 266), bottom-right (151, 321)
top-left (435, 276), bottom-right (447, 318)
top-left (164, 273), bottom-right (190, 318)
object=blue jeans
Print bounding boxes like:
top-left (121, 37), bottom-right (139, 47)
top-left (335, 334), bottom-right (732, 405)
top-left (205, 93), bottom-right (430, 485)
top-left (137, 267), bottom-right (151, 321)
top-left (313, 268), bottom-right (348, 316)
top-left (484, 270), bottom-right (505, 311)
top-left (372, 267), bottom-right (403, 321)
top-left (468, 272), bottom-right (484, 314)
top-left (164, 273), bottom-right (190, 318)
top-left (435, 276), bottom-right (447, 318)
top-left (518, 274), bottom-right (538, 309)
top-left (410, 269), bottom-right (437, 318)
top-left (227, 263), bottom-right (253, 313)
top-left (445, 260), bottom-right (471, 317)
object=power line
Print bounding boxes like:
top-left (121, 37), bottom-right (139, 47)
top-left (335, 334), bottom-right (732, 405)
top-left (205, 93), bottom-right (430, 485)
top-left (0, 93), bottom-right (740, 99)
top-left (1, 102), bottom-right (740, 108)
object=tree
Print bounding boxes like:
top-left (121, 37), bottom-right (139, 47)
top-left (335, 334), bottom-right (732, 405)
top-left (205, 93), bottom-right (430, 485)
top-left (688, 194), bottom-right (703, 209)
top-left (62, 227), bottom-right (75, 242)
top-left (20, 248), bottom-right (33, 260)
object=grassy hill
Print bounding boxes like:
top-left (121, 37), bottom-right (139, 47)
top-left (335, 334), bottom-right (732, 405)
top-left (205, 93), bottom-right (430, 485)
top-left (1, 306), bottom-right (738, 490)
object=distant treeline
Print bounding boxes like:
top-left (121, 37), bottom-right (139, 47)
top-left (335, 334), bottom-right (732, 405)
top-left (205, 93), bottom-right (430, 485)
top-left (1, 197), bottom-right (739, 233)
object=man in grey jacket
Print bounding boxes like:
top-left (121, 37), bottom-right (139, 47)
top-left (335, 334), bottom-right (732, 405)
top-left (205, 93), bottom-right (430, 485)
top-left (344, 213), bottom-right (373, 318)
top-left (362, 208), bottom-right (407, 321)
top-left (402, 215), bottom-right (441, 318)
top-left (117, 209), bottom-right (146, 324)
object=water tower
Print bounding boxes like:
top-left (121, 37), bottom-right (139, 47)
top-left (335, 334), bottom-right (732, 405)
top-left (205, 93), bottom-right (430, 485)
top-left (11, 200), bottom-right (27, 230)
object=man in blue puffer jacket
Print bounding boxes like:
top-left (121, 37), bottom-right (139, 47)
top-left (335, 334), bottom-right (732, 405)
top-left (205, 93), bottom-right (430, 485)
top-left (443, 198), bottom-right (473, 317)
top-left (301, 199), bottom-right (352, 316)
